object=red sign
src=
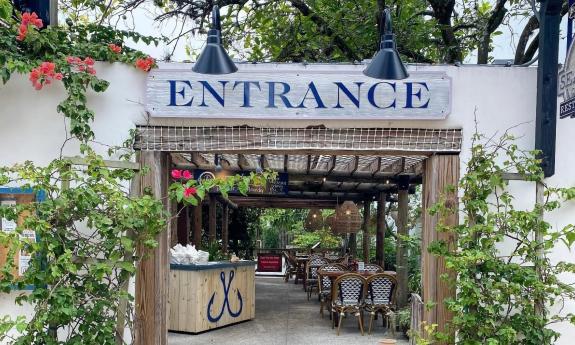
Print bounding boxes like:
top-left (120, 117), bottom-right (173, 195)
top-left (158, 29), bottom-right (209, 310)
top-left (257, 254), bottom-right (282, 272)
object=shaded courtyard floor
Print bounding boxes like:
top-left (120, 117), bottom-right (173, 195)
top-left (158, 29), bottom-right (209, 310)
top-left (169, 277), bottom-right (409, 345)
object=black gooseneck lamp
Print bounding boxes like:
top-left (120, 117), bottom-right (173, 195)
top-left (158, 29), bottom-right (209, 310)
top-left (363, 8), bottom-right (409, 80)
top-left (192, 5), bottom-right (238, 74)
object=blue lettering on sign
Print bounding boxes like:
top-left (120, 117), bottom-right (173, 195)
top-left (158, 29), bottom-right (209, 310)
top-left (334, 82), bottom-right (363, 108)
top-left (297, 82), bottom-right (327, 108)
top-left (233, 81), bottom-right (261, 108)
top-left (164, 79), bottom-right (437, 112)
top-left (368, 82), bottom-right (396, 109)
top-left (207, 271), bottom-right (243, 323)
top-left (404, 82), bottom-right (430, 108)
top-left (266, 82), bottom-right (294, 108)
top-left (199, 81), bottom-right (228, 107)
top-left (168, 80), bottom-right (194, 106)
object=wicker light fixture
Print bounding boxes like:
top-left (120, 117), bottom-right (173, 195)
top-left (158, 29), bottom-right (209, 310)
top-left (325, 213), bottom-right (337, 234)
top-left (334, 201), bottom-right (362, 234)
top-left (304, 208), bottom-right (324, 231)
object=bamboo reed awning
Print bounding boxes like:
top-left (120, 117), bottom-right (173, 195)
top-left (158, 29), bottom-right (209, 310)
top-left (134, 126), bottom-right (462, 202)
top-left (134, 126), bottom-right (462, 154)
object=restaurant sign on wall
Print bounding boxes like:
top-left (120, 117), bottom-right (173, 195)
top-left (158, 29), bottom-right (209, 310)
top-left (146, 68), bottom-right (451, 120)
top-left (559, 41), bottom-right (575, 119)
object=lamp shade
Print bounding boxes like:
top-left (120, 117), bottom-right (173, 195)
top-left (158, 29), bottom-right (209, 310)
top-left (304, 208), bottom-right (324, 232)
top-left (363, 8), bottom-right (408, 80)
top-left (333, 201), bottom-right (362, 234)
top-left (192, 6), bottom-right (238, 75)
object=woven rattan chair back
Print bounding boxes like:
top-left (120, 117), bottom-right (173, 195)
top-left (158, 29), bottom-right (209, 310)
top-left (366, 273), bottom-right (397, 307)
top-left (317, 263), bottom-right (347, 294)
top-left (363, 263), bottom-right (384, 273)
top-left (333, 273), bottom-right (366, 307)
top-left (307, 256), bottom-right (329, 280)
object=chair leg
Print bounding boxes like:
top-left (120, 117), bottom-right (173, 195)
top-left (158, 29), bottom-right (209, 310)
top-left (356, 311), bottom-right (364, 336)
top-left (368, 311), bottom-right (374, 335)
top-left (389, 311), bottom-right (396, 337)
top-left (320, 300), bottom-right (324, 318)
top-left (337, 312), bottom-right (344, 336)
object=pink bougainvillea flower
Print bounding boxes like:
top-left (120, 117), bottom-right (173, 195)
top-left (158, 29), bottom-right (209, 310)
top-left (182, 170), bottom-right (192, 180)
top-left (87, 67), bottom-right (96, 75)
top-left (84, 57), bottom-right (95, 66)
top-left (29, 62), bottom-right (62, 90)
top-left (108, 44), bottom-right (122, 54)
top-left (171, 169), bottom-right (182, 179)
top-left (135, 56), bottom-right (155, 72)
top-left (184, 187), bottom-right (197, 198)
top-left (16, 24), bottom-right (27, 41)
top-left (16, 12), bottom-right (43, 41)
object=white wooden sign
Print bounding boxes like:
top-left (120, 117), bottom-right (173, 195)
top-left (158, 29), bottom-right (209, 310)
top-left (145, 68), bottom-right (451, 120)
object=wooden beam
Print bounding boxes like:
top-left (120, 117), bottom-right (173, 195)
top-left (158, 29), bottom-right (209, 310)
top-left (220, 157), bottom-right (232, 170)
top-left (283, 155), bottom-right (289, 173)
top-left (190, 152), bottom-right (210, 168)
top-left (229, 196), bottom-right (342, 209)
top-left (350, 156), bottom-right (359, 175)
top-left (376, 193), bottom-right (386, 267)
top-left (396, 187), bottom-right (409, 308)
top-left (260, 154), bottom-right (270, 170)
top-left (289, 174), bottom-right (422, 184)
top-left (170, 153), bottom-right (195, 168)
top-left (421, 154), bottom-right (459, 340)
top-left (222, 205), bottom-right (229, 254)
top-left (306, 155), bottom-right (312, 174)
top-left (327, 155), bottom-right (337, 175)
top-left (208, 195), bottom-right (217, 244)
top-left (176, 204), bottom-right (190, 245)
top-left (362, 201), bottom-right (371, 263)
top-left (369, 157), bottom-right (382, 176)
top-left (135, 151), bottom-right (169, 345)
top-left (238, 154), bottom-right (250, 170)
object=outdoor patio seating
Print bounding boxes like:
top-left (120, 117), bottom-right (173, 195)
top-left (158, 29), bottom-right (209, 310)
top-left (364, 273), bottom-right (397, 335)
top-left (363, 263), bottom-right (384, 273)
top-left (317, 263), bottom-right (347, 318)
top-left (331, 273), bottom-right (367, 336)
top-left (283, 251), bottom-right (303, 283)
top-left (305, 256), bottom-right (329, 300)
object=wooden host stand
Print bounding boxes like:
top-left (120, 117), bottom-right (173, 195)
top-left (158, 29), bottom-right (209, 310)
top-left (168, 261), bottom-right (256, 333)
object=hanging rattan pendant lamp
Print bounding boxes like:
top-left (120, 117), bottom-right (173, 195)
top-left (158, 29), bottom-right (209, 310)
top-left (334, 201), bottom-right (362, 234)
top-left (325, 212), bottom-right (337, 234)
top-left (304, 208), bottom-right (324, 231)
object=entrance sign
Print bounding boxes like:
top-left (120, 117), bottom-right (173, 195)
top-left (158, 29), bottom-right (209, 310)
top-left (146, 69), bottom-right (451, 120)
top-left (559, 41), bottom-right (575, 119)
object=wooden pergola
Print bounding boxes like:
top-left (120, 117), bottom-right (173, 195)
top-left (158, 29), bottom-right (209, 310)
top-left (132, 126), bottom-right (461, 345)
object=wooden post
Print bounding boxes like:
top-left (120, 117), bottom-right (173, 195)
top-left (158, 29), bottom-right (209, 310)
top-left (222, 205), bottom-right (229, 254)
top-left (396, 186), bottom-right (409, 308)
top-left (348, 233), bottom-right (357, 258)
top-left (421, 154), bottom-right (459, 341)
top-left (376, 193), bottom-right (386, 267)
top-left (192, 205), bottom-right (202, 249)
top-left (362, 201), bottom-right (371, 263)
top-left (209, 195), bottom-right (217, 244)
top-left (176, 204), bottom-right (190, 245)
top-left (135, 151), bottom-right (170, 345)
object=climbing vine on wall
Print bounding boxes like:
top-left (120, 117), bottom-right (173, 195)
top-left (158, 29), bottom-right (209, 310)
top-left (428, 131), bottom-right (575, 344)
top-left (0, 4), bottom-right (273, 344)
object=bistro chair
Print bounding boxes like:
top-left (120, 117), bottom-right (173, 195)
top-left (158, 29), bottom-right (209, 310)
top-left (282, 251), bottom-right (298, 283)
top-left (331, 273), bottom-right (367, 336)
top-left (317, 263), bottom-right (347, 318)
top-left (305, 256), bottom-right (329, 300)
top-left (365, 273), bottom-right (397, 335)
top-left (363, 263), bottom-right (384, 273)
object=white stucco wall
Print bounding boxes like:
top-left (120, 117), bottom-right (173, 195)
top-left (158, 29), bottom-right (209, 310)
top-left (1, 62), bottom-right (574, 343)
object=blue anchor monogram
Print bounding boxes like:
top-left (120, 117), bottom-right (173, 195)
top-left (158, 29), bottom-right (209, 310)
top-left (207, 270), bottom-right (243, 322)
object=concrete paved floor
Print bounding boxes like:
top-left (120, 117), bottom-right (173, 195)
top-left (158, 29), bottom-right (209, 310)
top-left (169, 277), bottom-right (409, 345)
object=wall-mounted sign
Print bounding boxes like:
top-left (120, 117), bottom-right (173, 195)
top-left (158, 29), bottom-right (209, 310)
top-left (257, 253), bottom-right (282, 272)
top-left (146, 68), bottom-right (451, 120)
top-left (559, 42), bottom-right (575, 119)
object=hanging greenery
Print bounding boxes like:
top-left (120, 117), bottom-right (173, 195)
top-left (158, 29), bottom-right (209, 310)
top-left (428, 132), bottom-right (575, 344)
